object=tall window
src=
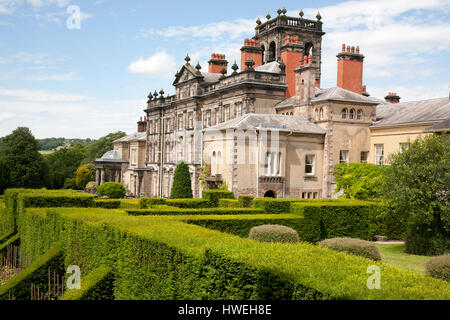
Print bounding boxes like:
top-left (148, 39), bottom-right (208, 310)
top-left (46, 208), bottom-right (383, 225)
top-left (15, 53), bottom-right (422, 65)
top-left (357, 109), bottom-right (363, 120)
top-left (305, 155), bottom-right (315, 175)
top-left (375, 145), bottom-right (384, 165)
top-left (340, 150), bottom-right (349, 164)
top-left (204, 110), bottom-right (211, 127)
top-left (319, 108), bottom-right (324, 120)
top-left (360, 151), bottom-right (368, 163)
top-left (342, 108), bottom-right (348, 119)
top-left (349, 109), bottom-right (355, 120)
top-left (188, 112), bottom-right (194, 129)
top-left (236, 103), bottom-right (243, 117)
top-left (315, 109), bottom-right (320, 120)
top-left (131, 148), bottom-right (137, 166)
top-left (264, 152), bottom-right (281, 176)
top-left (224, 105), bottom-right (230, 122)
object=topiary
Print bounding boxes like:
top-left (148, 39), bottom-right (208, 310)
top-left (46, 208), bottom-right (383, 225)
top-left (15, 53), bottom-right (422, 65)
top-left (426, 254), bottom-right (450, 282)
top-left (319, 238), bottom-right (382, 261)
top-left (248, 225), bottom-right (300, 244)
top-left (75, 165), bottom-right (94, 190)
top-left (97, 182), bottom-right (126, 199)
top-left (170, 161), bottom-right (193, 199)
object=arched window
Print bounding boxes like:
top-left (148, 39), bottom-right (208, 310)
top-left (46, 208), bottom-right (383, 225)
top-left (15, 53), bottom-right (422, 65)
top-left (290, 112), bottom-right (294, 116)
top-left (217, 151), bottom-right (222, 175)
top-left (342, 108), bottom-right (348, 119)
top-left (268, 41), bottom-right (276, 62)
top-left (211, 151), bottom-right (217, 176)
top-left (315, 109), bottom-right (319, 120)
top-left (357, 109), bottom-right (363, 120)
top-left (319, 108), bottom-right (324, 120)
top-left (349, 109), bottom-right (355, 120)
top-left (264, 190), bottom-right (276, 198)
top-left (304, 43), bottom-right (313, 57)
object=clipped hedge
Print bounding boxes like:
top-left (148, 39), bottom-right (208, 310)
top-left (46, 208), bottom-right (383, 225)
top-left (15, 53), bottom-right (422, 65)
top-left (94, 200), bottom-right (121, 209)
top-left (202, 190), bottom-right (234, 207)
top-left (319, 238), bottom-right (382, 261)
top-left (426, 254), bottom-right (450, 282)
top-left (253, 198), bottom-right (291, 214)
top-left (18, 193), bottom-right (95, 210)
top-left (119, 199), bottom-right (140, 209)
top-left (126, 208), bottom-right (264, 216)
top-left (0, 233), bottom-right (20, 257)
top-left (248, 225), bottom-right (300, 244)
top-left (238, 195), bottom-right (254, 208)
top-left (166, 198), bottom-right (211, 209)
top-left (218, 199), bottom-right (239, 208)
top-left (0, 247), bottom-right (65, 300)
top-left (62, 265), bottom-right (115, 300)
top-left (138, 198), bottom-right (167, 209)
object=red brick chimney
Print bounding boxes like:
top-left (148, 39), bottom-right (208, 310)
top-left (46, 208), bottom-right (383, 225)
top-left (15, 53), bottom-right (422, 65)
top-left (208, 53), bottom-right (228, 74)
top-left (337, 44), bottom-right (365, 95)
top-left (240, 39), bottom-right (262, 71)
top-left (281, 35), bottom-right (303, 99)
top-left (137, 116), bottom-right (147, 133)
top-left (385, 92), bottom-right (401, 104)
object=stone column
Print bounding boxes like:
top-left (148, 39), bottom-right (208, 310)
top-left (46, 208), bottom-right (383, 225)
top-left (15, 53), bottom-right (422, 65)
top-left (96, 169), bottom-right (100, 187)
top-left (100, 169), bottom-right (106, 185)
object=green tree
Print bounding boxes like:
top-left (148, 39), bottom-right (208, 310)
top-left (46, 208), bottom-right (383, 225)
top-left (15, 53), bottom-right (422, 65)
top-left (97, 182), bottom-right (126, 199)
top-left (382, 134), bottom-right (449, 255)
top-left (75, 165), bottom-right (94, 190)
top-left (82, 131), bottom-right (126, 164)
top-left (170, 161), bottom-right (193, 199)
top-left (0, 127), bottom-right (49, 189)
top-left (0, 160), bottom-right (10, 194)
top-left (45, 143), bottom-right (87, 189)
top-left (334, 163), bottom-right (385, 200)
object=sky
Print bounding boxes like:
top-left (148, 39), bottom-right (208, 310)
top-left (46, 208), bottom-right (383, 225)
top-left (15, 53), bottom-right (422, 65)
top-left (0, 0), bottom-right (449, 139)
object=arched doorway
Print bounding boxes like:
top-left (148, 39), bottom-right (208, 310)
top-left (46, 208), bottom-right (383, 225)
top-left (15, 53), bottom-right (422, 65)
top-left (264, 190), bottom-right (276, 198)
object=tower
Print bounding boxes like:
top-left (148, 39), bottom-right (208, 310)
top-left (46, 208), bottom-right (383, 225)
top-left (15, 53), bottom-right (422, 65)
top-left (254, 9), bottom-right (325, 97)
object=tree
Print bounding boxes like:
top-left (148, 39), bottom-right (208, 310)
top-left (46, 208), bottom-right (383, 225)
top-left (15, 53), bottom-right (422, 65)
top-left (381, 134), bottom-right (450, 255)
top-left (0, 127), bottom-right (49, 189)
top-left (75, 165), bottom-right (94, 190)
top-left (82, 131), bottom-right (126, 164)
top-left (170, 161), bottom-right (193, 199)
top-left (0, 160), bottom-right (10, 194)
top-left (334, 163), bottom-right (385, 200)
top-left (97, 182), bottom-right (126, 199)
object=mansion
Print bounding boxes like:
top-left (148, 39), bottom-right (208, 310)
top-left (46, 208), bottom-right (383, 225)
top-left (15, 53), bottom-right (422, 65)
top-left (95, 10), bottom-right (450, 199)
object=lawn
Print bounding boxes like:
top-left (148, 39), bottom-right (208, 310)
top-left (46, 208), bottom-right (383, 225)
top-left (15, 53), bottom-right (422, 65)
top-left (377, 244), bottom-right (432, 275)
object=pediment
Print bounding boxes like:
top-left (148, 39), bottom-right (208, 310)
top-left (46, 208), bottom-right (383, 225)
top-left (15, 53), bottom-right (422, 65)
top-left (173, 64), bottom-right (203, 86)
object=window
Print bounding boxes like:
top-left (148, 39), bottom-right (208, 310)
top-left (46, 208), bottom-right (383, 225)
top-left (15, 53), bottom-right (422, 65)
top-left (342, 108), bottom-right (348, 119)
top-left (319, 108), bottom-right (324, 120)
top-left (375, 144), bottom-right (384, 166)
top-left (224, 105), bottom-right (230, 122)
top-left (360, 151), bottom-right (368, 163)
top-left (264, 152), bottom-right (281, 176)
top-left (340, 150), bottom-right (349, 163)
top-left (188, 112), bottom-right (194, 129)
top-left (204, 110), bottom-right (211, 127)
top-left (305, 155), bottom-right (315, 175)
top-left (236, 103), bottom-right (243, 117)
top-left (178, 114), bottom-right (184, 130)
top-left (315, 109), bottom-right (320, 120)
top-left (357, 109), bottom-right (363, 120)
top-left (131, 148), bottom-right (137, 165)
top-left (349, 109), bottom-right (355, 120)
top-left (400, 143), bottom-right (410, 152)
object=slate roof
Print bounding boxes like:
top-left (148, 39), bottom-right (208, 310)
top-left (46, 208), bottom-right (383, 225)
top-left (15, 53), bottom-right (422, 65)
top-left (201, 72), bottom-right (222, 83)
top-left (255, 61), bottom-right (283, 74)
top-left (373, 97), bottom-right (450, 128)
top-left (113, 132), bottom-right (146, 143)
top-left (426, 118), bottom-right (450, 132)
top-left (276, 87), bottom-right (383, 107)
top-left (204, 113), bottom-right (326, 135)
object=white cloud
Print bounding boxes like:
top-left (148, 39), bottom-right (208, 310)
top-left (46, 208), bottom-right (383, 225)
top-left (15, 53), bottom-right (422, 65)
top-left (23, 71), bottom-right (81, 81)
top-left (0, 112), bottom-right (15, 122)
top-left (128, 52), bottom-right (176, 78)
top-left (0, 88), bottom-right (87, 102)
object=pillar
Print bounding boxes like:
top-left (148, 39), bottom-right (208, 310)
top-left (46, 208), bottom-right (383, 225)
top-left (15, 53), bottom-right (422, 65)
top-left (100, 169), bottom-right (106, 185)
top-left (96, 169), bottom-right (101, 187)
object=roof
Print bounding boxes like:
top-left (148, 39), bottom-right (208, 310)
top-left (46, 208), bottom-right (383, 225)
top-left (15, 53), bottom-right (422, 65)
top-left (204, 113), bottom-right (326, 135)
top-left (113, 132), bottom-right (146, 143)
top-left (255, 61), bottom-right (282, 74)
top-left (373, 97), bottom-right (450, 128)
top-left (426, 118), bottom-right (450, 132)
top-left (201, 72), bottom-right (222, 83)
top-left (95, 150), bottom-right (125, 163)
top-left (276, 87), bottom-right (383, 107)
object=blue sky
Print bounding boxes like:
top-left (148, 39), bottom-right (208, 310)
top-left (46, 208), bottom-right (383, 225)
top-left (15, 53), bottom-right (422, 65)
top-left (0, 0), bottom-right (449, 138)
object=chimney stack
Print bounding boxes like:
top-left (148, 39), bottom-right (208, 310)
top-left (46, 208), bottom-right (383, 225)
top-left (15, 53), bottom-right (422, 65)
top-left (137, 116), bottom-right (147, 133)
top-left (337, 44), bottom-right (365, 95)
top-left (385, 92), bottom-right (401, 104)
top-left (240, 39), bottom-right (263, 71)
top-left (295, 54), bottom-right (316, 107)
top-left (208, 53), bottom-right (228, 74)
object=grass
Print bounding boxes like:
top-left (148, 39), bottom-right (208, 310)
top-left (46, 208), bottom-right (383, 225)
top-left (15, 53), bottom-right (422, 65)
top-left (377, 244), bottom-right (432, 275)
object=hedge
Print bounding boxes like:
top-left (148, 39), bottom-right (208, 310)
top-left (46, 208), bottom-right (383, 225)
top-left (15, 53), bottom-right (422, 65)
top-left (166, 199), bottom-right (211, 209)
top-left (126, 208), bottom-right (264, 216)
top-left (238, 195), bottom-right (254, 208)
top-left (0, 233), bottom-right (20, 257)
top-left (0, 247), bottom-right (65, 300)
top-left (139, 198), bottom-right (167, 209)
top-left (4, 192), bottom-right (450, 300)
top-left (218, 199), bottom-right (239, 208)
top-left (119, 199), bottom-right (140, 209)
top-left (62, 265), bottom-right (115, 300)
top-left (94, 200), bottom-right (121, 209)
top-left (202, 190), bottom-right (234, 207)
top-left (253, 198), bottom-right (291, 214)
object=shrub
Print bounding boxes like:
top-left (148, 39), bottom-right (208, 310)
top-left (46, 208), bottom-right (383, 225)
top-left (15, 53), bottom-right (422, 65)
top-left (426, 254), bottom-right (450, 282)
top-left (138, 198), bottom-right (167, 209)
top-left (253, 198), bottom-right (291, 214)
top-left (170, 161), bottom-right (193, 199)
top-left (405, 222), bottom-right (450, 256)
top-left (319, 238), bottom-right (382, 261)
top-left (248, 225), bottom-right (300, 244)
top-left (75, 165), bottom-right (94, 190)
top-left (202, 190), bottom-right (234, 207)
top-left (126, 207), bottom-right (264, 216)
top-left (63, 177), bottom-right (77, 190)
top-left (18, 193), bottom-right (95, 209)
top-left (84, 181), bottom-right (97, 194)
top-left (218, 199), bottom-right (239, 208)
top-left (238, 195), bottom-right (254, 208)
top-left (97, 182), bottom-right (126, 199)
top-left (292, 204), bottom-right (321, 243)
top-left (94, 199), bottom-right (121, 209)
top-left (166, 198), bottom-right (211, 209)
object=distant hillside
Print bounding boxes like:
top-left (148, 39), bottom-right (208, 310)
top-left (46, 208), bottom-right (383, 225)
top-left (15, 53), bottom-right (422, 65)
top-left (38, 138), bottom-right (95, 151)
